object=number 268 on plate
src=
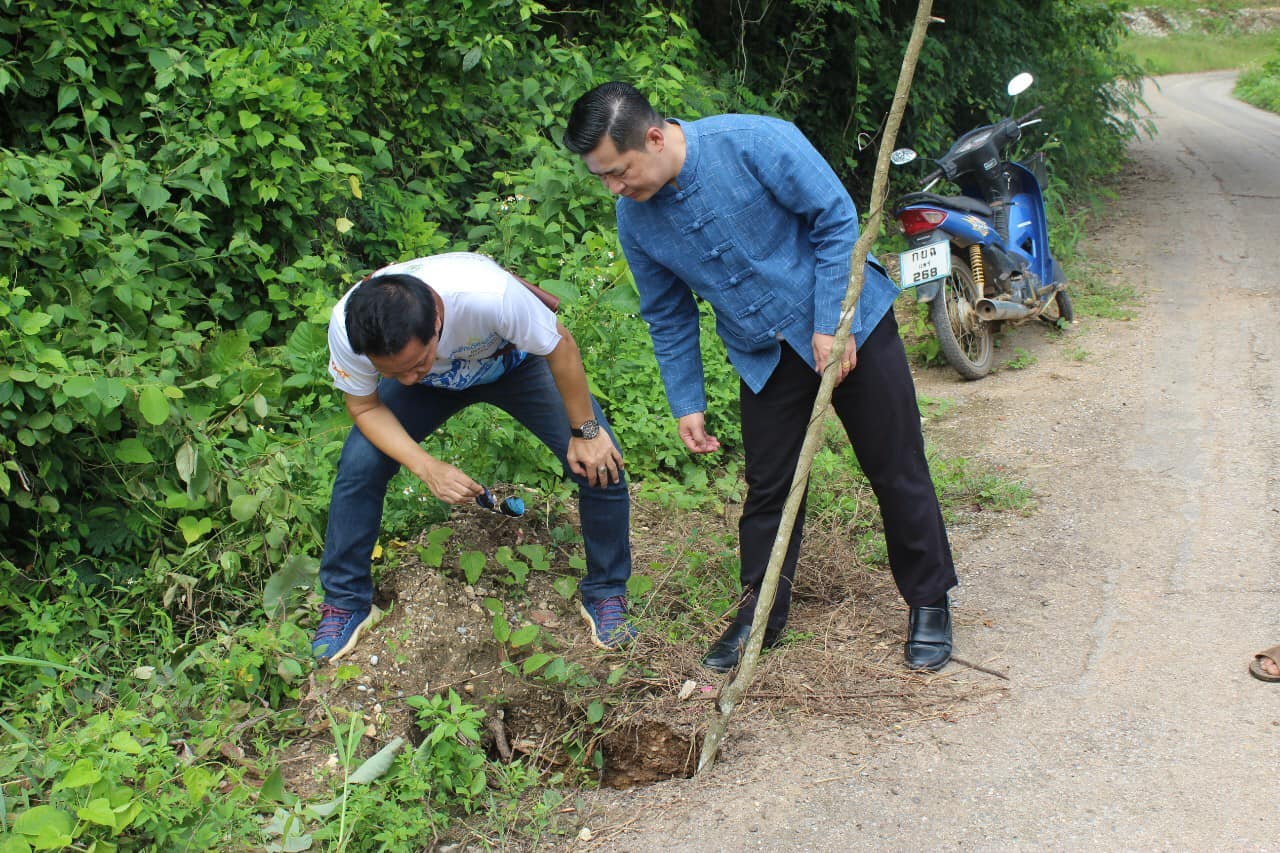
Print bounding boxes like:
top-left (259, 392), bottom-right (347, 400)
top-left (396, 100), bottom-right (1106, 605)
top-left (898, 240), bottom-right (951, 288)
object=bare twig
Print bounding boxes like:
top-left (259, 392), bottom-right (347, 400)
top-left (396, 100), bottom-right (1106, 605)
top-left (949, 656), bottom-right (1011, 681)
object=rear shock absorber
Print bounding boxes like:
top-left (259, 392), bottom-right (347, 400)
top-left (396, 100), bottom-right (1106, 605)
top-left (968, 244), bottom-right (987, 300)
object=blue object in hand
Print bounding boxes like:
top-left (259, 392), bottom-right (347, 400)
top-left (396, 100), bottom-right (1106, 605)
top-left (476, 489), bottom-right (524, 517)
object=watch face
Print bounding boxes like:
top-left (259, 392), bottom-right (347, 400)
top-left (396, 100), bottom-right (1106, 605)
top-left (575, 419), bottom-right (600, 439)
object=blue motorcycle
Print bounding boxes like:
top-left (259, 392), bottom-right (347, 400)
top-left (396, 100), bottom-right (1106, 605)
top-left (891, 73), bottom-right (1072, 380)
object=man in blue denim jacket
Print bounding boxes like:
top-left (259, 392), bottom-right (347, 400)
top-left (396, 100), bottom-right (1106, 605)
top-left (564, 82), bottom-right (958, 672)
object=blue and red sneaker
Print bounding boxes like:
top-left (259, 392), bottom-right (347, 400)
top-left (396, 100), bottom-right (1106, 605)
top-left (311, 604), bottom-right (380, 663)
top-left (577, 595), bottom-right (637, 649)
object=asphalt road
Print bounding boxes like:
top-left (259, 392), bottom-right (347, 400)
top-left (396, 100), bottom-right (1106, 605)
top-left (585, 71), bottom-right (1280, 851)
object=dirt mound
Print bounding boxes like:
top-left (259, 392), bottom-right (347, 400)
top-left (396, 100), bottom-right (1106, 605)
top-left (280, 484), bottom-right (1006, 805)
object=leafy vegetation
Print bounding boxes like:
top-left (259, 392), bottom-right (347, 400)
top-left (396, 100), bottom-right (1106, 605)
top-left (1, 0), bottom-right (1147, 846)
top-left (1235, 46), bottom-right (1280, 113)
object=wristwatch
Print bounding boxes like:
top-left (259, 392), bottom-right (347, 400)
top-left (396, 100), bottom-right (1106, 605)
top-left (570, 418), bottom-right (601, 440)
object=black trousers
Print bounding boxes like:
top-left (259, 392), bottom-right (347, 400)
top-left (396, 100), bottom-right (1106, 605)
top-left (735, 310), bottom-right (957, 630)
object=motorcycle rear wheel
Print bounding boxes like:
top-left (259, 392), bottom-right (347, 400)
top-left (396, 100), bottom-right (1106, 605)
top-left (930, 256), bottom-right (993, 380)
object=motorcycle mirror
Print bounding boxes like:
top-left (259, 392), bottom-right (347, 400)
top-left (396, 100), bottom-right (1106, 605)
top-left (1007, 72), bottom-right (1034, 97)
top-left (889, 148), bottom-right (918, 166)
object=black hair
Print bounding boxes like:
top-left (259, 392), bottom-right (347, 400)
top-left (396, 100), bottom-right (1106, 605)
top-left (344, 273), bottom-right (439, 358)
top-left (563, 81), bottom-right (663, 155)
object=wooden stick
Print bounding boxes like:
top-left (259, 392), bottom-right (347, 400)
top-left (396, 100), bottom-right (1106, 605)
top-left (698, 0), bottom-right (939, 774)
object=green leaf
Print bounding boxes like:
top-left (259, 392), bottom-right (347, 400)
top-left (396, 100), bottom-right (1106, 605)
top-left (600, 284), bottom-right (641, 313)
top-left (175, 441), bottom-right (196, 484)
top-left (109, 731), bottom-right (143, 755)
top-left (0, 834), bottom-right (33, 852)
top-left (262, 555), bottom-right (319, 614)
top-left (178, 516), bottom-right (213, 544)
top-left (258, 767), bottom-right (293, 804)
top-left (586, 700), bottom-right (605, 724)
top-left (138, 386), bottom-right (170, 425)
top-left (13, 805), bottom-right (74, 849)
top-left (137, 181), bottom-right (170, 215)
top-left (238, 110), bottom-right (261, 130)
top-left (64, 56), bottom-right (88, 79)
top-left (183, 766), bottom-right (218, 806)
top-left (57, 83), bottom-right (78, 111)
top-left (522, 652), bottom-right (552, 674)
top-left (54, 759), bottom-right (102, 790)
top-left (491, 614), bottom-right (511, 643)
top-left (552, 575), bottom-right (577, 600)
top-left (76, 798), bottom-right (118, 828)
top-left (114, 438), bottom-right (154, 464)
top-left (459, 551), bottom-right (485, 584)
top-left (348, 736), bottom-right (404, 784)
top-left (62, 375), bottom-right (94, 398)
top-left (230, 493), bottom-right (262, 522)
top-left (627, 574), bottom-right (654, 597)
top-left (509, 624), bottom-right (539, 648)
top-left (19, 312), bottom-right (52, 335)
top-left (462, 46), bottom-right (482, 72)
top-left (34, 348), bottom-right (66, 368)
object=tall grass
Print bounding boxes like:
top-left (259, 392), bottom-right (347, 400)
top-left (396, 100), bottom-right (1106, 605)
top-left (1124, 32), bottom-right (1279, 74)
top-left (1235, 55), bottom-right (1280, 112)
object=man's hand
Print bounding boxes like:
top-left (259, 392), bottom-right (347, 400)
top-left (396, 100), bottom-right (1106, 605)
top-left (677, 412), bottom-right (721, 454)
top-left (418, 457), bottom-right (484, 504)
top-left (568, 433), bottom-right (625, 488)
top-left (812, 332), bottom-right (856, 385)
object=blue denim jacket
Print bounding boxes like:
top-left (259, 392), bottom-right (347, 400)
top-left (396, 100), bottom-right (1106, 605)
top-left (617, 114), bottom-right (899, 417)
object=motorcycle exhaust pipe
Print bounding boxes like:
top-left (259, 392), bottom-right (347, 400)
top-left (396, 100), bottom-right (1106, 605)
top-left (975, 298), bottom-right (1036, 321)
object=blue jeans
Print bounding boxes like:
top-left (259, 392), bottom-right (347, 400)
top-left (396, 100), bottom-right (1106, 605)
top-left (319, 356), bottom-right (632, 610)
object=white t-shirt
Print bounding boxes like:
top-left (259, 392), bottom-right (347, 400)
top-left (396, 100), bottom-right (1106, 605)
top-left (327, 253), bottom-right (561, 396)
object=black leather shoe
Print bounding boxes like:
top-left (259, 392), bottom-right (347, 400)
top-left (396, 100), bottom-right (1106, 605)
top-left (701, 622), bottom-right (782, 672)
top-left (904, 602), bottom-right (952, 671)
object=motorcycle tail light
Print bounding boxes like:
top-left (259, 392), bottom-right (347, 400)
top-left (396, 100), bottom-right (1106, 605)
top-left (898, 208), bottom-right (947, 236)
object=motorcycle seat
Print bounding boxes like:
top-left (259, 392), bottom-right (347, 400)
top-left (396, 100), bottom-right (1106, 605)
top-left (896, 192), bottom-right (992, 217)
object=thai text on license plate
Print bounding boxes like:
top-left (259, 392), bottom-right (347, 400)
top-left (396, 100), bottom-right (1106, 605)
top-left (898, 240), bottom-right (951, 288)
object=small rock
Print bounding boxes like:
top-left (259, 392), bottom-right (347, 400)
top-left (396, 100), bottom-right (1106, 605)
top-left (577, 828), bottom-right (593, 842)
top-left (369, 654), bottom-right (379, 666)
top-left (528, 609), bottom-right (560, 628)
top-left (678, 679), bottom-right (698, 701)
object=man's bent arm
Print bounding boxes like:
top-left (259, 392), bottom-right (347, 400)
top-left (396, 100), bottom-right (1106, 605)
top-left (543, 322), bottom-right (624, 485)
top-left (343, 392), bottom-right (482, 504)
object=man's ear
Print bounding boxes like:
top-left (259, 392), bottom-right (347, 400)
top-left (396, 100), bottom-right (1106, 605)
top-left (645, 124), bottom-right (666, 152)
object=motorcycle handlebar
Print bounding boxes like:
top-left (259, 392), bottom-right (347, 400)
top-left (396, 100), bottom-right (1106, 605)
top-left (1015, 105), bottom-right (1045, 125)
top-left (919, 167), bottom-right (943, 187)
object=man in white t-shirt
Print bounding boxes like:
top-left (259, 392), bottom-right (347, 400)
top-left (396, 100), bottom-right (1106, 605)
top-left (312, 253), bottom-right (635, 661)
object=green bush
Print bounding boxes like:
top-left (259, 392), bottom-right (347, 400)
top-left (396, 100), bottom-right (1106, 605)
top-left (1235, 50), bottom-right (1280, 113)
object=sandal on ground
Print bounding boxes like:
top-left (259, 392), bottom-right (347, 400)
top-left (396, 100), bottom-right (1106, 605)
top-left (1248, 645), bottom-right (1280, 683)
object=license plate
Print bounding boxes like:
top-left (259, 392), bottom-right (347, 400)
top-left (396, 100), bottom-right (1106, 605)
top-left (898, 240), bottom-right (951, 288)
